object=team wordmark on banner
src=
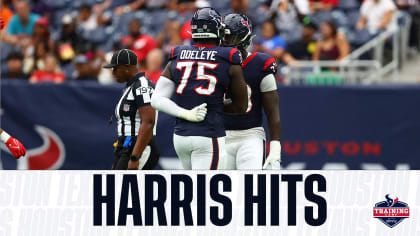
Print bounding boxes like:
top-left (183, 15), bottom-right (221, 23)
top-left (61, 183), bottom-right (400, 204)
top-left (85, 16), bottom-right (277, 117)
top-left (3, 82), bottom-right (420, 170)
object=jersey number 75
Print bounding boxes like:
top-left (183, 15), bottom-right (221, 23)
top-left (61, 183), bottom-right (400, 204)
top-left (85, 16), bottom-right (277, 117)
top-left (175, 61), bottom-right (219, 96)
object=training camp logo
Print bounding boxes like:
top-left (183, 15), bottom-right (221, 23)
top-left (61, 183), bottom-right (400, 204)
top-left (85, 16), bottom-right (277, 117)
top-left (373, 194), bottom-right (410, 228)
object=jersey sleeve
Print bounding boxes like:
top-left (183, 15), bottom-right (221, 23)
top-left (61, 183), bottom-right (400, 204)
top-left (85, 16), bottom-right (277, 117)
top-left (228, 48), bottom-right (242, 65)
top-left (261, 56), bottom-right (278, 77)
top-left (168, 46), bottom-right (179, 61)
top-left (134, 77), bottom-right (154, 108)
top-left (260, 74), bottom-right (278, 92)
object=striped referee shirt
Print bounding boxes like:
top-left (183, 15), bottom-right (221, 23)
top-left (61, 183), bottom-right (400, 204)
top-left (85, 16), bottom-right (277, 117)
top-left (115, 73), bottom-right (155, 137)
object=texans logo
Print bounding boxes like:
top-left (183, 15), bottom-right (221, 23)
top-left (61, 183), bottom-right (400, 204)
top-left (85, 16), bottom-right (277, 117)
top-left (373, 194), bottom-right (410, 228)
top-left (1, 125), bottom-right (65, 170)
top-left (241, 19), bottom-right (249, 27)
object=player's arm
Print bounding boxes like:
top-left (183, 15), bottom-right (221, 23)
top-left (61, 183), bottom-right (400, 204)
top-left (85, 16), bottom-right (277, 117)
top-left (260, 59), bottom-right (282, 169)
top-left (262, 89), bottom-right (281, 142)
top-left (151, 62), bottom-right (207, 122)
top-left (262, 85), bottom-right (282, 169)
top-left (128, 106), bottom-right (155, 170)
top-left (224, 64), bottom-right (248, 114)
top-left (0, 128), bottom-right (26, 159)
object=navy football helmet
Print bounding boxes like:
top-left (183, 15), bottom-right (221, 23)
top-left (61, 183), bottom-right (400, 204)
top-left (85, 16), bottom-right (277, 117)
top-left (223, 13), bottom-right (253, 50)
top-left (191, 7), bottom-right (224, 40)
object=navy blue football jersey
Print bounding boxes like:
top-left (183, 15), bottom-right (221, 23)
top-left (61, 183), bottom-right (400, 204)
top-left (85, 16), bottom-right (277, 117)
top-left (224, 52), bottom-right (277, 130)
top-left (169, 44), bottom-right (242, 137)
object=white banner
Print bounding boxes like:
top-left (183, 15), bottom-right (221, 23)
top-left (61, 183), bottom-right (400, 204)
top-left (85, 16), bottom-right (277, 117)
top-left (0, 171), bottom-right (419, 236)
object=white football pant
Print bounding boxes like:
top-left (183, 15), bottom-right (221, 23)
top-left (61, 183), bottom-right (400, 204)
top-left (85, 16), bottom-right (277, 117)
top-left (225, 127), bottom-right (266, 170)
top-left (173, 134), bottom-right (226, 170)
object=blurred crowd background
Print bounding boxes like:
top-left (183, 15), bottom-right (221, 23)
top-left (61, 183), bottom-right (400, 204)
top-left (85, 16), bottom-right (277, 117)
top-left (1, 0), bottom-right (419, 84)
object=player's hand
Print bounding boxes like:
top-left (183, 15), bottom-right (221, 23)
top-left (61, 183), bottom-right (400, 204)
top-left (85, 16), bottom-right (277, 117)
top-left (263, 141), bottom-right (281, 170)
top-left (180, 103), bottom-right (207, 122)
top-left (5, 137), bottom-right (26, 159)
top-left (263, 154), bottom-right (281, 169)
top-left (128, 160), bottom-right (140, 170)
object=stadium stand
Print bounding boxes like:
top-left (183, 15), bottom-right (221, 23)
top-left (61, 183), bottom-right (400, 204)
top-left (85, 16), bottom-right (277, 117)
top-left (0, 0), bottom-right (419, 84)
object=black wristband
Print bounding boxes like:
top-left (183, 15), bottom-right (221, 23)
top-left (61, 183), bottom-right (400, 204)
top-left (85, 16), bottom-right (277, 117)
top-left (130, 155), bottom-right (140, 162)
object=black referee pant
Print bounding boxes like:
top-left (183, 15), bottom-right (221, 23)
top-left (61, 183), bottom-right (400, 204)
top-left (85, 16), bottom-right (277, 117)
top-left (112, 136), bottom-right (160, 170)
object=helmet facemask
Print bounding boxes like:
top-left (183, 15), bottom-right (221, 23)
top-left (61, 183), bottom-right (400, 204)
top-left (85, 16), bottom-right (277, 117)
top-left (223, 28), bottom-right (253, 50)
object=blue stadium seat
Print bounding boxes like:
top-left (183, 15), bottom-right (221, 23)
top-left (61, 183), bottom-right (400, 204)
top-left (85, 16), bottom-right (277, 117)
top-left (108, 0), bottom-right (132, 10)
top-left (61, 63), bottom-right (75, 79)
top-left (248, 0), bottom-right (261, 10)
top-left (141, 10), bottom-right (169, 37)
top-left (347, 29), bottom-right (372, 47)
top-left (0, 43), bottom-right (14, 62)
top-left (85, 27), bottom-right (108, 43)
top-left (208, 0), bottom-right (230, 12)
top-left (112, 11), bottom-right (142, 35)
top-left (1, 61), bottom-right (9, 74)
top-left (72, 0), bottom-right (98, 9)
top-left (331, 10), bottom-right (347, 28)
top-left (111, 30), bottom-right (125, 43)
top-left (338, 0), bottom-right (360, 11)
top-left (345, 10), bottom-right (360, 28)
top-left (40, 0), bottom-right (71, 9)
top-left (250, 8), bottom-right (270, 25)
top-left (310, 11), bottom-right (334, 24)
top-left (97, 40), bottom-right (113, 53)
top-left (51, 9), bottom-right (72, 31)
top-left (83, 0), bottom-right (99, 5)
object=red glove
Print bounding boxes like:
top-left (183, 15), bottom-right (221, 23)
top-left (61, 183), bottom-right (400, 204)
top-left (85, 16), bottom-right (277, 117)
top-left (0, 18), bottom-right (4, 30)
top-left (5, 137), bottom-right (26, 159)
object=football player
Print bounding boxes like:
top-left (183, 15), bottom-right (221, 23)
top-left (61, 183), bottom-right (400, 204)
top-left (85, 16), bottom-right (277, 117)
top-left (0, 128), bottom-right (26, 159)
top-left (223, 14), bottom-right (282, 170)
top-left (151, 8), bottom-right (248, 170)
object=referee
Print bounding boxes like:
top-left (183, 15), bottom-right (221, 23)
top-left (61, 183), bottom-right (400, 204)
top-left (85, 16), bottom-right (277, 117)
top-left (104, 49), bottom-right (159, 170)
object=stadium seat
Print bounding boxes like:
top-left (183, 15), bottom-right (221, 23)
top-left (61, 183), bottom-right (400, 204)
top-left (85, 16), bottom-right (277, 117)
top-left (310, 11), bottom-right (334, 25)
top-left (250, 7), bottom-right (271, 25)
top-left (208, 0), bottom-right (230, 12)
top-left (347, 29), bottom-right (373, 51)
top-left (40, 0), bottom-right (71, 9)
top-left (0, 43), bottom-right (14, 62)
top-left (345, 10), bottom-right (360, 28)
top-left (61, 63), bottom-right (76, 79)
top-left (338, 0), bottom-right (360, 11)
top-left (331, 10), bottom-right (347, 28)
top-left (85, 27), bottom-right (108, 43)
top-left (148, 10), bottom-right (169, 33)
top-left (112, 11), bottom-right (142, 35)
top-left (1, 62), bottom-right (9, 74)
top-left (51, 9), bottom-right (72, 31)
top-left (97, 40), bottom-right (113, 53)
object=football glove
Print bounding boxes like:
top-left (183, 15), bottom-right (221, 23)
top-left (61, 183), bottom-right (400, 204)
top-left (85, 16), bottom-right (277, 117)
top-left (263, 140), bottom-right (281, 170)
top-left (2, 133), bottom-right (26, 159)
top-left (180, 103), bottom-right (207, 122)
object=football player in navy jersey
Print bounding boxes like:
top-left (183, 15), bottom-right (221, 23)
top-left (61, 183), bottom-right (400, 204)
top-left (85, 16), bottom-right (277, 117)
top-left (151, 8), bottom-right (248, 170)
top-left (223, 13), bottom-right (282, 170)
